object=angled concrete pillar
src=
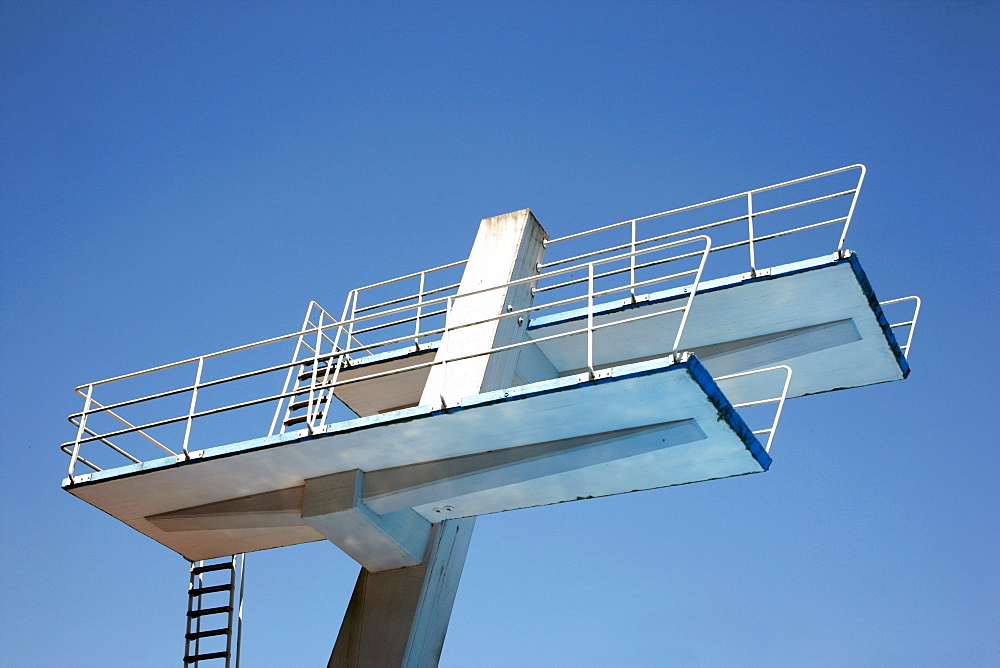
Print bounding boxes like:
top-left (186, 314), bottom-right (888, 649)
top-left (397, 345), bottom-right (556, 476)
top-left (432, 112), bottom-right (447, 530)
top-left (330, 209), bottom-right (547, 667)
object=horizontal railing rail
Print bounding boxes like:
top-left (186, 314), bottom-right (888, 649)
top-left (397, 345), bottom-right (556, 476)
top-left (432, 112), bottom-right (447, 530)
top-left (64, 166), bottom-right (869, 480)
top-left (63, 236), bottom-right (712, 480)
top-left (715, 365), bottom-right (793, 453)
top-left (880, 296), bottom-right (921, 358)
top-left (541, 164), bottom-right (865, 279)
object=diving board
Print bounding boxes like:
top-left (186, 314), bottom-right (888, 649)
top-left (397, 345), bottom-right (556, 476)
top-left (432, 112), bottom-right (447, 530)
top-left (64, 354), bottom-right (769, 564)
top-left (322, 250), bottom-right (907, 418)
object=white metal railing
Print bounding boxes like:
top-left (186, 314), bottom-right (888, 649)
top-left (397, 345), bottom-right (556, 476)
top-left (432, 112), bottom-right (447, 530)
top-left (880, 296), bottom-right (921, 359)
top-left (344, 259), bottom-right (467, 350)
top-left (267, 301), bottom-right (375, 435)
top-left (540, 164), bottom-right (865, 279)
top-left (61, 166), bottom-right (878, 479)
top-left (307, 166), bottom-right (866, 362)
top-left (715, 365), bottom-right (793, 453)
top-left (63, 236), bottom-right (711, 480)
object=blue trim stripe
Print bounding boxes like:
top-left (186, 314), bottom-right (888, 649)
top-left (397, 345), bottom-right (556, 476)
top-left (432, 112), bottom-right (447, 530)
top-left (63, 354), bottom-right (771, 488)
top-left (527, 253), bottom-right (845, 331)
top-left (845, 253), bottom-right (910, 378)
top-left (682, 355), bottom-right (772, 471)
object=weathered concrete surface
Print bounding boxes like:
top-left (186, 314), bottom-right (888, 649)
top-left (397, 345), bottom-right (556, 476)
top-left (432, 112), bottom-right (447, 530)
top-left (330, 209), bottom-right (547, 667)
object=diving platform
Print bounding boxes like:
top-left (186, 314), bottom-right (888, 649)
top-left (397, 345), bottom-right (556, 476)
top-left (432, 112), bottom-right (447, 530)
top-left (318, 250), bottom-right (908, 417)
top-left (59, 165), bottom-right (920, 666)
top-left (65, 354), bottom-right (770, 563)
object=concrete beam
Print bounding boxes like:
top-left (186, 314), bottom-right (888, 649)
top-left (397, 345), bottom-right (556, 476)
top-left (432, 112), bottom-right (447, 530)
top-left (363, 420), bottom-right (704, 516)
top-left (331, 208), bottom-right (548, 667)
top-left (302, 470), bottom-right (431, 572)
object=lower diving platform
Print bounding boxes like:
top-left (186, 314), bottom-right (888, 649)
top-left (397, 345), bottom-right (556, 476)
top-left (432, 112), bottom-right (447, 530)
top-left (64, 354), bottom-right (772, 565)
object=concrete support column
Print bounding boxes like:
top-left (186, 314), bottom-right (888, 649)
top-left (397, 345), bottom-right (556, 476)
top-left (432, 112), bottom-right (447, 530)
top-left (329, 209), bottom-right (547, 667)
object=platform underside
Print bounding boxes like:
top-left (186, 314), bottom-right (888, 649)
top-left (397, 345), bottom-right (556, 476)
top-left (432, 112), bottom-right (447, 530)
top-left (329, 252), bottom-right (907, 417)
top-left (65, 355), bottom-right (769, 561)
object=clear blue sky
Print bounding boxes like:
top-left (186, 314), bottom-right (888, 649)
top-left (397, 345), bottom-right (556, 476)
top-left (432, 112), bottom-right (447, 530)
top-left (2, 1), bottom-right (997, 666)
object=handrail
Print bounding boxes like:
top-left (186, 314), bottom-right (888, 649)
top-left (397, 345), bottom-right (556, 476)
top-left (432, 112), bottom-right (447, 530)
top-left (540, 165), bottom-right (865, 278)
top-left (63, 236), bottom-right (711, 477)
top-left (880, 296), bottom-right (921, 358)
top-left (716, 365), bottom-right (793, 453)
top-left (544, 165), bottom-right (864, 247)
top-left (61, 165), bottom-right (870, 478)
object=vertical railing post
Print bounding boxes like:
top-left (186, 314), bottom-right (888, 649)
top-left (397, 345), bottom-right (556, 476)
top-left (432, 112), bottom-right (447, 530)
top-left (182, 358), bottom-right (204, 457)
top-left (629, 220), bottom-right (637, 302)
top-left (747, 191), bottom-right (757, 275)
top-left (329, 290), bottom-right (359, 395)
top-left (838, 164), bottom-right (866, 250)
top-left (671, 236), bottom-right (711, 354)
top-left (439, 295), bottom-right (454, 407)
top-left (234, 553), bottom-right (246, 668)
top-left (68, 384), bottom-right (95, 479)
top-left (587, 262), bottom-right (595, 376)
top-left (766, 366), bottom-right (794, 453)
top-left (414, 271), bottom-right (426, 346)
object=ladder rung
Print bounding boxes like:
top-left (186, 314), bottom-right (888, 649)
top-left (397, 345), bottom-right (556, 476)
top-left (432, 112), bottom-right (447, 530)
top-left (283, 414), bottom-right (311, 427)
top-left (190, 584), bottom-right (232, 597)
top-left (187, 605), bottom-right (232, 618)
top-left (185, 627), bottom-right (230, 641)
top-left (297, 360), bottom-right (350, 382)
top-left (297, 369), bottom-right (335, 382)
top-left (289, 396), bottom-right (328, 412)
top-left (191, 562), bottom-right (234, 575)
top-left (185, 651), bottom-right (229, 663)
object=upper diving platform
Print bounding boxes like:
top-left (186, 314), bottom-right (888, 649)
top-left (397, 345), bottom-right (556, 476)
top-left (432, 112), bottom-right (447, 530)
top-left (321, 249), bottom-right (908, 417)
top-left (60, 164), bottom-right (919, 566)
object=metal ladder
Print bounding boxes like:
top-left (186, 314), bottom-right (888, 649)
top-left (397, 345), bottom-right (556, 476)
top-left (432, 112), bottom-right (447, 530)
top-left (279, 354), bottom-right (343, 431)
top-left (270, 302), bottom-right (359, 435)
top-left (184, 554), bottom-right (245, 666)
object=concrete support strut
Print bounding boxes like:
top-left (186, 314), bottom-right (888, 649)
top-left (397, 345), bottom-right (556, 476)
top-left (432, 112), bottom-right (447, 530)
top-left (329, 209), bottom-right (547, 667)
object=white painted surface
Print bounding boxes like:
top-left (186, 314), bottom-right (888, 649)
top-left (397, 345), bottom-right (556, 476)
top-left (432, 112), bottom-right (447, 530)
top-left (301, 470), bottom-right (431, 571)
top-left (68, 357), bottom-right (762, 560)
top-left (304, 256), bottom-right (906, 418)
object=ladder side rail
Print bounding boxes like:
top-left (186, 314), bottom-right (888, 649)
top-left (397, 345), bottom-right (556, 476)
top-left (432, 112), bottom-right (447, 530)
top-left (267, 301), bottom-right (332, 434)
top-left (224, 555), bottom-right (237, 667)
top-left (277, 301), bottom-right (347, 434)
top-left (234, 554), bottom-right (246, 668)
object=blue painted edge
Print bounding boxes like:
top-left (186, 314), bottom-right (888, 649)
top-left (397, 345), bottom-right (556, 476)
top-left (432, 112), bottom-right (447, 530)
top-left (63, 354), bottom-right (769, 488)
top-left (464, 353), bottom-right (770, 471)
top-left (526, 250), bottom-right (911, 379)
top-left (526, 252), bottom-right (846, 330)
top-left (683, 355), bottom-right (772, 471)
top-left (265, 252), bottom-right (911, 383)
top-left (845, 252), bottom-right (910, 378)
top-left (346, 340), bottom-right (439, 368)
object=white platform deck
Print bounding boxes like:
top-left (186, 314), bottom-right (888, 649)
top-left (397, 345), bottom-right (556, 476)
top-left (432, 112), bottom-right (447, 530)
top-left (64, 355), bottom-right (769, 561)
top-left (329, 251), bottom-right (907, 417)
